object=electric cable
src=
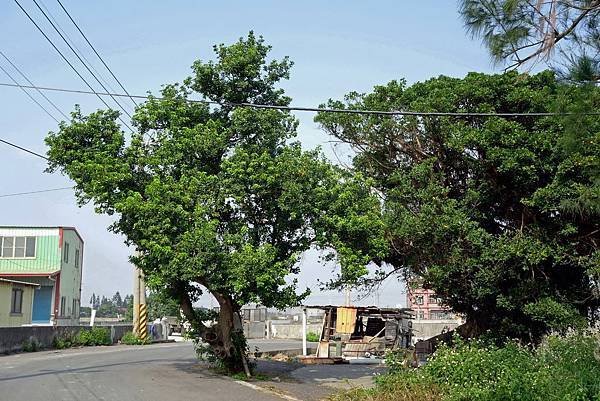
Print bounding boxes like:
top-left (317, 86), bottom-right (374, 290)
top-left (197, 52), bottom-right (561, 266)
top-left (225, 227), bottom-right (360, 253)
top-left (13, 0), bottom-right (134, 132)
top-left (0, 50), bottom-right (69, 121)
top-left (55, 0), bottom-right (139, 108)
top-left (0, 186), bottom-right (74, 198)
top-left (0, 137), bottom-right (49, 160)
top-left (2, 81), bottom-right (598, 117)
top-left (30, 0), bottom-right (134, 121)
top-left (0, 63), bottom-right (59, 123)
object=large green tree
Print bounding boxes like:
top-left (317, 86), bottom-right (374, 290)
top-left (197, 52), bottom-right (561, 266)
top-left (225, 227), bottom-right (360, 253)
top-left (459, 0), bottom-right (600, 81)
top-left (46, 33), bottom-right (340, 372)
top-left (316, 71), bottom-right (600, 342)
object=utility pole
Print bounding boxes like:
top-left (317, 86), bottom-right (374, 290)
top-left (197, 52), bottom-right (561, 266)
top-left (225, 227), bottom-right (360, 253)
top-left (132, 252), bottom-right (148, 340)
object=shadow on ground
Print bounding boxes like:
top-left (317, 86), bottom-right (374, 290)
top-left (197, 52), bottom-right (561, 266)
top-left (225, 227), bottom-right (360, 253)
top-left (170, 352), bottom-right (386, 401)
top-left (253, 359), bottom-right (386, 401)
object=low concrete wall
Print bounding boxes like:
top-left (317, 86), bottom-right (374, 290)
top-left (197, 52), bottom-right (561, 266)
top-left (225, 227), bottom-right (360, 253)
top-left (270, 323), bottom-right (322, 339)
top-left (244, 321), bottom-right (266, 339)
top-left (411, 319), bottom-right (462, 342)
top-left (110, 324), bottom-right (134, 343)
top-left (0, 324), bottom-right (133, 354)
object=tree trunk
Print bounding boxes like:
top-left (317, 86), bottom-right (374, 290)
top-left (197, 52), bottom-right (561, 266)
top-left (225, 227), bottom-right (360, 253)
top-left (177, 288), bottom-right (249, 373)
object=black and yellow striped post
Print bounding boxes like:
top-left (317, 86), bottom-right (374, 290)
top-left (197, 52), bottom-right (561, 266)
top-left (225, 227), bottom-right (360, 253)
top-left (138, 303), bottom-right (148, 340)
top-left (133, 252), bottom-right (148, 340)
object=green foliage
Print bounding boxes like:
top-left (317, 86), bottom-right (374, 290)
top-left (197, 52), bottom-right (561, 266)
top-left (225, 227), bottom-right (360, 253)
top-left (79, 306), bottom-right (92, 318)
top-left (21, 338), bottom-right (41, 352)
top-left (194, 330), bottom-right (255, 373)
top-left (316, 71), bottom-right (600, 342)
top-left (336, 334), bottom-right (600, 401)
top-left (74, 327), bottom-right (111, 346)
top-left (306, 332), bottom-right (320, 342)
top-left (383, 349), bottom-right (416, 374)
top-left (44, 32), bottom-right (346, 371)
top-left (120, 331), bottom-right (148, 345)
top-left (52, 335), bottom-right (73, 350)
top-left (92, 292), bottom-right (131, 318)
top-left (147, 290), bottom-right (180, 320)
top-left (96, 301), bottom-right (118, 318)
top-left (458, 1), bottom-right (600, 81)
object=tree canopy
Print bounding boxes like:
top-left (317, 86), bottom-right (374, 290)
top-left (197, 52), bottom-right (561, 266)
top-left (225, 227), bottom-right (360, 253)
top-left (45, 32), bottom-right (345, 372)
top-left (459, 0), bottom-right (600, 81)
top-left (316, 71), bottom-right (600, 341)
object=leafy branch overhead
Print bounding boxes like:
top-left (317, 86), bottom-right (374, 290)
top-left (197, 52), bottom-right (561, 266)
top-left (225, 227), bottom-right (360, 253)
top-left (316, 71), bottom-right (600, 341)
top-left (460, 0), bottom-right (600, 80)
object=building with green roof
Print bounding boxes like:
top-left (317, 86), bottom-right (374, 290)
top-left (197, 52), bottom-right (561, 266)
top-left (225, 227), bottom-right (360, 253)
top-left (0, 227), bottom-right (83, 326)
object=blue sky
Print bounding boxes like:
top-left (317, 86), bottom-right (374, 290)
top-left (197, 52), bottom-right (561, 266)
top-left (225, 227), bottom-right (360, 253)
top-left (0, 1), bottom-right (502, 307)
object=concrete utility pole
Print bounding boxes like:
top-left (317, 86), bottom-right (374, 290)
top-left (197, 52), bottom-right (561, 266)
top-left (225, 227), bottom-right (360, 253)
top-left (133, 252), bottom-right (148, 340)
top-left (302, 307), bottom-right (307, 356)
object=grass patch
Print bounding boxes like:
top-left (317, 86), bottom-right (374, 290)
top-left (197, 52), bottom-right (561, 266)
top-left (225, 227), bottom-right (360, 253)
top-left (209, 365), bottom-right (270, 382)
top-left (230, 371), bottom-right (270, 381)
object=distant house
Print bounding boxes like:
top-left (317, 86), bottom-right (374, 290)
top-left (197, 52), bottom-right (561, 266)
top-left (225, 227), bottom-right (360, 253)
top-left (0, 227), bottom-right (83, 326)
top-left (0, 277), bottom-right (39, 326)
top-left (407, 285), bottom-right (464, 344)
top-left (406, 287), bottom-right (456, 320)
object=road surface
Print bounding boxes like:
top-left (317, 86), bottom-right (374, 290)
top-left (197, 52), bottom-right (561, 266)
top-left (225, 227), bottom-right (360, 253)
top-left (0, 340), bottom-right (383, 401)
top-left (0, 342), bottom-right (283, 401)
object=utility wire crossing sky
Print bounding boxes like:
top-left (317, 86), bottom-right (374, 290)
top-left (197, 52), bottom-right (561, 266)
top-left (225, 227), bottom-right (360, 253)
top-left (2, 81), bottom-right (599, 117)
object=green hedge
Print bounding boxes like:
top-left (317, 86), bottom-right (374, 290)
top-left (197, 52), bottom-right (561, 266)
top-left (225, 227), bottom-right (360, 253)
top-left (120, 331), bottom-right (148, 345)
top-left (74, 327), bottom-right (111, 346)
top-left (333, 333), bottom-right (600, 401)
top-left (51, 327), bottom-right (112, 350)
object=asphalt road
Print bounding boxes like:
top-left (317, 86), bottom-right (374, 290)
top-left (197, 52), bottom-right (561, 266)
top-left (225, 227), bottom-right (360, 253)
top-left (0, 342), bottom-right (283, 401)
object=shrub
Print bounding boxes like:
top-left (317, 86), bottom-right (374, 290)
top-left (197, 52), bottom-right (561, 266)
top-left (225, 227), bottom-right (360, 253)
top-left (306, 332), bottom-right (320, 342)
top-left (120, 331), bottom-right (148, 345)
top-left (22, 338), bottom-right (41, 352)
top-left (334, 333), bottom-right (600, 401)
top-left (384, 349), bottom-right (423, 373)
top-left (74, 327), bottom-right (111, 346)
top-left (52, 334), bottom-right (74, 349)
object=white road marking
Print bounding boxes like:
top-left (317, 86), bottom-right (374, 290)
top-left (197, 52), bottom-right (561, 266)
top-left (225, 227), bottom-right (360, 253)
top-left (234, 379), bottom-right (303, 401)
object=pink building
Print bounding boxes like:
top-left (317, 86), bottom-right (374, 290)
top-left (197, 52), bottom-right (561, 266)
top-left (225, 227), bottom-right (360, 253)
top-left (406, 287), bottom-right (454, 320)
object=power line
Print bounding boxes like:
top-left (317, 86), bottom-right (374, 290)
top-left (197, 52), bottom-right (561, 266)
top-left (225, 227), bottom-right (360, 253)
top-left (1, 81), bottom-right (600, 117)
top-left (0, 186), bottom-right (74, 198)
top-left (0, 63), bottom-right (59, 123)
top-left (29, 0), bottom-right (134, 121)
top-left (13, 0), bottom-right (134, 132)
top-left (0, 50), bottom-right (69, 121)
top-left (37, 0), bottom-right (121, 99)
top-left (0, 137), bottom-right (49, 160)
top-left (55, 0), bottom-right (139, 108)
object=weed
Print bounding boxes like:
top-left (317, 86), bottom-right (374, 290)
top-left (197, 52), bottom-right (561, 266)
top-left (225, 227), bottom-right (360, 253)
top-left (120, 331), bottom-right (149, 345)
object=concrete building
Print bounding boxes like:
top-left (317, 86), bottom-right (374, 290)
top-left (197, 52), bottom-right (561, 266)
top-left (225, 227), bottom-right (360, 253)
top-left (0, 278), bottom-right (39, 326)
top-left (407, 287), bottom-right (456, 320)
top-left (0, 227), bottom-right (83, 326)
top-left (407, 287), bottom-right (463, 343)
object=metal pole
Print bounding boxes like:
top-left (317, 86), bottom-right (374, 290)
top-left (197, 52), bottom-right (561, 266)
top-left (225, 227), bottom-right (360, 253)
top-left (302, 307), bottom-right (307, 356)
